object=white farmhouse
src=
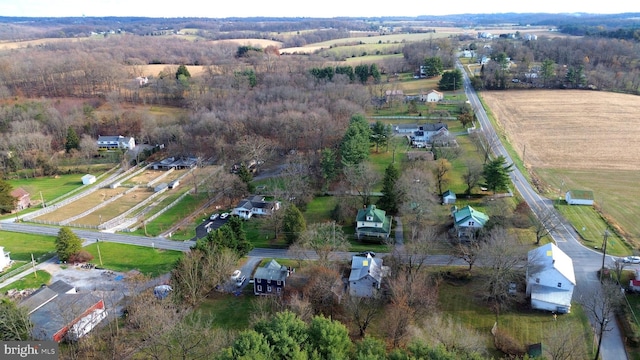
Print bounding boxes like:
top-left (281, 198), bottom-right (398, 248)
top-left (97, 135), bottom-right (136, 150)
top-left (526, 243), bottom-right (576, 313)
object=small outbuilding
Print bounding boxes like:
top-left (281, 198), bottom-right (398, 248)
top-left (81, 174), bottom-right (96, 185)
top-left (442, 190), bottom-right (456, 205)
top-left (565, 190), bottom-right (594, 206)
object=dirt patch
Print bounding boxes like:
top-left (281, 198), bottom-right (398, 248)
top-left (482, 90), bottom-right (640, 171)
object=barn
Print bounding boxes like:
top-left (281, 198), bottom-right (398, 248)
top-left (565, 190), bottom-right (594, 206)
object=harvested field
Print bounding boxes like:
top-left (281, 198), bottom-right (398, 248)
top-left (126, 169), bottom-right (187, 186)
top-left (72, 187), bottom-right (154, 226)
top-left (482, 90), bottom-right (640, 171)
top-left (482, 89), bottom-right (640, 246)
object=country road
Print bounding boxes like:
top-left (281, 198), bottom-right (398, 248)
top-left (459, 60), bottom-right (627, 360)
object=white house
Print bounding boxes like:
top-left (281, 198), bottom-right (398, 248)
top-left (526, 243), bottom-right (576, 313)
top-left (97, 135), bottom-right (136, 150)
top-left (0, 246), bottom-right (11, 270)
top-left (425, 89), bottom-right (444, 102)
top-left (452, 205), bottom-right (489, 239)
top-left (232, 195), bottom-right (281, 220)
top-left (565, 190), bottom-right (594, 206)
top-left (410, 123), bottom-right (449, 147)
top-left (81, 174), bottom-right (96, 185)
top-left (349, 254), bottom-right (388, 297)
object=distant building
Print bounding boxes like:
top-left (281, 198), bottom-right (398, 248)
top-left (97, 135), bottom-right (136, 150)
top-left (565, 190), bottom-right (594, 206)
top-left (81, 174), bottom-right (96, 185)
top-left (442, 190), bottom-right (456, 205)
top-left (10, 187), bottom-right (30, 211)
top-left (0, 246), bottom-right (11, 270)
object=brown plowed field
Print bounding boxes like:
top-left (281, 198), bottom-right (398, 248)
top-left (482, 90), bottom-right (640, 171)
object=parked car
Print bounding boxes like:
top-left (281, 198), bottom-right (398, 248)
top-left (623, 256), bottom-right (640, 264)
top-left (210, 213), bottom-right (219, 220)
top-left (356, 251), bottom-right (376, 258)
top-left (220, 212), bottom-right (229, 220)
top-left (236, 275), bottom-right (246, 287)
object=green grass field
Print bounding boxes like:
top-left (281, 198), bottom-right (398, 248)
top-left (132, 192), bottom-right (210, 239)
top-left (196, 285), bottom-right (255, 330)
top-left (0, 231), bottom-right (56, 261)
top-left (83, 242), bottom-right (182, 277)
top-left (0, 270), bottom-right (51, 292)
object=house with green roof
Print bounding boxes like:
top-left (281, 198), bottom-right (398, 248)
top-left (452, 205), bottom-right (489, 240)
top-left (565, 190), bottom-right (594, 206)
top-left (355, 205), bottom-right (392, 240)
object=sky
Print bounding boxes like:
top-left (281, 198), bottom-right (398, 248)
top-left (1, 0), bottom-right (639, 18)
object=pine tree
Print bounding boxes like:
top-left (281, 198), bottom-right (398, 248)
top-left (55, 227), bottom-right (83, 262)
top-left (65, 127), bottom-right (80, 153)
top-left (482, 155), bottom-right (513, 193)
top-left (0, 179), bottom-right (16, 214)
top-left (282, 204), bottom-right (306, 244)
top-left (377, 163), bottom-right (401, 214)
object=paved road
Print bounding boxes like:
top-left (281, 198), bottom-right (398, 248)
top-left (459, 61), bottom-right (627, 360)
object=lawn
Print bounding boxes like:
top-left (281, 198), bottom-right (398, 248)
top-left (556, 203), bottom-right (630, 256)
top-left (134, 192), bottom-right (210, 239)
top-left (196, 285), bottom-right (256, 330)
top-left (437, 268), bottom-right (592, 358)
top-left (0, 270), bottom-right (51, 293)
top-left (5, 173), bottom-right (89, 210)
top-left (0, 231), bottom-right (56, 261)
top-left (83, 242), bottom-right (182, 277)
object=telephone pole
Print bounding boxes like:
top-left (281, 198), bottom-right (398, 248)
top-left (600, 229), bottom-right (610, 283)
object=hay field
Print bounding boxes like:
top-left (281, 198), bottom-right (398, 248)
top-left (482, 89), bottom-right (640, 245)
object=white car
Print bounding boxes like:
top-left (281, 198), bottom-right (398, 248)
top-left (623, 256), bottom-right (640, 264)
top-left (236, 275), bottom-right (246, 287)
top-left (209, 213), bottom-right (219, 220)
top-left (220, 212), bottom-right (229, 220)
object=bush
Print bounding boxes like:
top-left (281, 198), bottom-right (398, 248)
top-left (494, 328), bottom-right (526, 356)
top-left (68, 250), bottom-right (94, 263)
top-left (618, 307), bottom-right (640, 347)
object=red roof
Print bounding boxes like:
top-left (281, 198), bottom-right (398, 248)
top-left (10, 187), bottom-right (29, 198)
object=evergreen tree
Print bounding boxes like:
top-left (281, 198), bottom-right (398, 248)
top-left (424, 56), bottom-right (444, 77)
top-left (0, 179), bottom-right (16, 214)
top-left (175, 64), bottom-right (191, 79)
top-left (377, 163), bottom-right (402, 214)
top-left (370, 120), bottom-right (392, 153)
top-left (237, 163), bottom-right (255, 193)
top-left (307, 315), bottom-right (352, 360)
top-left (482, 155), bottom-right (513, 193)
top-left (340, 114), bottom-right (372, 167)
top-left (65, 127), bottom-right (80, 153)
top-left (55, 227), bottom-right (83, 262)
top-left (319, 148), bottom-right (338, 192)
top-left (219, 330), bottom-right (273, 360)
top-left (195, 216), bottom-right (253, 257)
top-left (0, 298), bottom-right (33, 341)
top-left (282, 204), bottom-right (306, 244)
top-left (254, 311), bottom-right (308, 360)
top-left (438, 69), bottom-right (463, 91)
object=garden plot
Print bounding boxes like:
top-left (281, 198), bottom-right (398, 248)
top-left (124, 168), bottom-right (189, 186)
top-left (70, 187), bottom-right (155, 226)
top-left (35, 187), bottom-right (128, 223)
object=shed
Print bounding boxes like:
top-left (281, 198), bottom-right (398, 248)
top-left (442, 190), bottom-right (456, 205)
top-left (81, 174), bottom-right (96, 185)
top-left (154, 183), bottom-right (168, 192)
top-left (565, 190), bottom-right (594, 206)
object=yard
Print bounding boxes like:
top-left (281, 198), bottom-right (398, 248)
top-left (482, 90), bottom-right (640, 251)
top-left (83, 242), bottom-right (183, 277)
top-left (0, 231), bottom-right (56, 261)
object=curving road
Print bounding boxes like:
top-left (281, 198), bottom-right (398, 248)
top-left (458, 61), bottom-right (627, 360)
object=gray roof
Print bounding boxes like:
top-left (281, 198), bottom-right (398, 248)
top-left (349, 255), bottom-right (383, 283)
top-left (254, 259), bottom-right (288, 282)
top-left (48, 280), bottom-right (75, 294)
top-left (20, 287), bottom-right (58, 315)
top-left (30, 293), bottom-right (102, 341)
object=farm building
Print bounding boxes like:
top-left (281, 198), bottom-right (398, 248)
top-left (10, 187), bottom-right (30, 211)
top-left (526, 243), bottom-right (576, 313)
top-left (565, 190), bottom-right (594, 206)
top-left (81, 174), bottom-right (96, 185)
top-left (20, 280), bottom-right (107, 342)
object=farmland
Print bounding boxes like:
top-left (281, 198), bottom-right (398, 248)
top-left (481, 90), bottom-right (640, 248)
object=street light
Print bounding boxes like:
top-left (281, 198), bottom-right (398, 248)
top-left (600, 229), bottom-right (610, 283)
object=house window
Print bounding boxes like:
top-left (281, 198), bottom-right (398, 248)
top-left (267, 279), bottom-right (271, 284)
top-left (366, 215), bottom-right (373, 221)
top-left (276, 280), bottom-right (281, 286)
top-left (535, 278), bottom-right (540, 284)
top-left (257, 285), bottom-right (262, 292)
top-left (557, 282), bottom-right (562, 288)
top-left (277, 287), bottom-right (281, 293)
top-left (267, 286), bottom-right (272, 293)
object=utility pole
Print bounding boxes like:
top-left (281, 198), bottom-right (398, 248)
top-left (600, 229), bottom-right (610, 283)
top-left (40, 191), bottom-right (45, 208)
top-left (97, 242), bottom-right (103, 266)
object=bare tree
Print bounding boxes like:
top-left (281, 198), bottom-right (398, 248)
top-left (462, 159), bottom-right (483, 196)
top-left (345, 293), bottom-right (382, 337)
top-left (611, 258), bottom-right (628, 285)
top-left (296, 222), bottom-right (349, 266)
top-left (344, 163), bottom-right (381, 207)
top-left (454, 241), bottom-right (481, 272)
top-left (470, 128), bottom-right (500, 164)
top-left (543, 321), bottom-right (589, 360)
top-left (416, 313), bottom-right (488, 357)
top-left (530, 207), bottom-right (561, 245)
top-left (478, 227), bottom-right (527, 321)
top-left (580, 282), bottom-right (624, 360)
top-left (432, 158), bottom-right (451, 196)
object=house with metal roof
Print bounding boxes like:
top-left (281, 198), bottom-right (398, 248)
top-left (349, 253), bottom-right (388, 297)
top-left (253, 259), bottom-right (289, 296)
top-left (526, 243), bottom-right (576, 313)
top-left (20, 280), bottom-right (107, 342)
top-left (355, 205), bottom-right (392, 240)
top-left (452, 205), bottom-right (489, 240)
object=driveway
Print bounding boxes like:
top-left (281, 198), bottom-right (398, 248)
top-left (193, 216), bottom-right (229, 240)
